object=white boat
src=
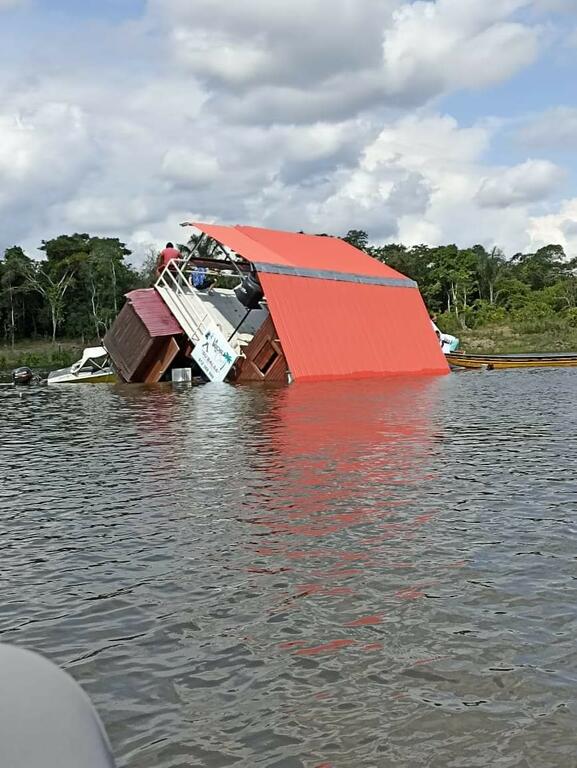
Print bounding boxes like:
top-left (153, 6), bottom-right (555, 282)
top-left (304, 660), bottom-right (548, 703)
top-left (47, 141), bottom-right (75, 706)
top-left (47, 347), bottom-right (116, 385)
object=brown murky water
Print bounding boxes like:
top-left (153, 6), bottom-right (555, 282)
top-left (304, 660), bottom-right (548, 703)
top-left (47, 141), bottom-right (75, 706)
top-left (1, 371), bottom-right (577, 767)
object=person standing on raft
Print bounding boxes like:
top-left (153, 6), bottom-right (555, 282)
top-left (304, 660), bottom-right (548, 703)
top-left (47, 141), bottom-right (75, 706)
top-left (156, 242), bottom-right (181, 277)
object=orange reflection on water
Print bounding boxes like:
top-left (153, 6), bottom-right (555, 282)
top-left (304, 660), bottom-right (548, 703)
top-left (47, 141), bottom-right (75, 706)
top-left (239, 376), bottom-right (450, 652)
top-left (294, 639), bottom-right (358, 656)
top-left (346, 615), bottom-right (384, 627)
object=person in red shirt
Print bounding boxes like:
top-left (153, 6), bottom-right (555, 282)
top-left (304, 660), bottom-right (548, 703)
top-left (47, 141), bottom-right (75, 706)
top-left (156, 242), bottom-right (181, 277)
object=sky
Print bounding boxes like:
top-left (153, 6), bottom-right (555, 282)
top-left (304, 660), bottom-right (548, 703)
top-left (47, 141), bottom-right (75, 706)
top-left (2, 0), bottom-right (577, 263)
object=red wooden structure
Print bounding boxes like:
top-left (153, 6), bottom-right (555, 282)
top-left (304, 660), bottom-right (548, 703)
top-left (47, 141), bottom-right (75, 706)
top-left (104, 289), bottom-right (184, 383)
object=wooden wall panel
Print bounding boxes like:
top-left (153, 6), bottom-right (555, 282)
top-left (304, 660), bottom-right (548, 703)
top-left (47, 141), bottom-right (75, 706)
top-left (104, 303), bottom-right (154, 382)
top-left (236, 315), bottom-right (289, 384)
top-left (105, 303), bottom-right (182, 383)
top-left (142, 338), bottom-right (181, 383)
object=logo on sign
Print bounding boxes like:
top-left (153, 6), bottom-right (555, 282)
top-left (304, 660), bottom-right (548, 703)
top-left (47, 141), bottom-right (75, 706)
top-left (192, 325), bottom-right (238, 382)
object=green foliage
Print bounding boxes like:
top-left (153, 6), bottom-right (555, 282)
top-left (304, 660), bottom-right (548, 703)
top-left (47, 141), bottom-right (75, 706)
top-left (512, 303), bottom-right (557, 334)
top-left (355, 232), bottom-right (577, 336)
top-left (343, 229), bottom-right (369, 252)
top-left (0, 246), bottom-right (36, 346)
top-left (434, 311), bottom-right (461, 335)
top-left (467, 300), bottom-right (508, 328)
top-left (510, 244), bottom-right (568, 291)
top-left (562, 307), bottom-right (577, 325)
top-left (0, 337), bottom-right (86, 370)
top-left (1, 234), bottom-right (141, 345)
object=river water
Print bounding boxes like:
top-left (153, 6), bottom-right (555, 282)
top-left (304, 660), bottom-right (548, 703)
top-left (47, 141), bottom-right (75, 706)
top-left (1, 371), bottom-right (577, 767)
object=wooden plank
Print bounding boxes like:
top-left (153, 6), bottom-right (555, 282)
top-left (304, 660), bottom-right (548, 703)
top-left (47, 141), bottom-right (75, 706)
top-left (143, 338), bottom-right (181, 383)
top-left (104, 303), bottom-right (154, 382)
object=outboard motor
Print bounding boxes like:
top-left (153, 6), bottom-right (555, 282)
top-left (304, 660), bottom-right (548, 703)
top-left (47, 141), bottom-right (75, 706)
top-left (234, 271), bottom-right (264, 310)
top-left (12, 367), bottom-right (34, 385)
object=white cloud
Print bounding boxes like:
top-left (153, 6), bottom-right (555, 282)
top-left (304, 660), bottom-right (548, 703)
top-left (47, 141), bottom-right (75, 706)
top-left (161, 148), bottom-right (221, 187)
top-left (476, 159), bottom-right (565, 208)
top-left (56, 196), bottom-right (152, 232)
top-left (364, 113), bottom-right (491, 173)
top-left (297, 114), bottom-right (564, 253)
top-left (0, 102), bottom-right (97, 215)
top-left (148, 0), bottom-right (399, 125)
top-left (306, 114), bottom-right (489, 242)
top-left (147, 0), bottom-right (544, 122)
top-left (173, 30), bottom-right (272, 88)
top-left (382, 0), bottom-right (540, 101)
top-left (529, 198), bottom-right (577, 250)
top-left (151, 0), bottom-right (396, 88)
top-left (238, 113), bottom-right (538, 252)
top-left (211, 72), bottom-right (388, 126)
top-left (0, 0), bottom-right (571, 262)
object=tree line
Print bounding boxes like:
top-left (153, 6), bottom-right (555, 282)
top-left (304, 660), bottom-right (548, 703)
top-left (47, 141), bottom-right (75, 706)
top-left (1, 229), bottom-right (575, 346)
top-left (0, 234), bottom-right (147, 346)
top-left (344, 230), bottom-right (577, 335)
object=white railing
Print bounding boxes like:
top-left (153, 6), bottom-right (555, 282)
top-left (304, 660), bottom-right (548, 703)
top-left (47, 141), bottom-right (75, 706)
top-left (155, 260), bottom-right (213, 344)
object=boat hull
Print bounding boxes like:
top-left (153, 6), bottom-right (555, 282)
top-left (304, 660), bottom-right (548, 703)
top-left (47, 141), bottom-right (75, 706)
top-left (446, 352), bottom-right (577, 370)
top-left (47, 368), bottom-right (117, 384)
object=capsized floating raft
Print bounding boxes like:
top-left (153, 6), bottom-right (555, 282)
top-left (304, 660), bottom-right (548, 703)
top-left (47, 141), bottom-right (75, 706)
top-left (446, 352), bottom-right (577, 370)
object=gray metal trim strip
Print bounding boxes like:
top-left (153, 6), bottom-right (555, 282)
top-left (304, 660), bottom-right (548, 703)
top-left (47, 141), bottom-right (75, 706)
top-left (253, 262), bottom-right (417, 289)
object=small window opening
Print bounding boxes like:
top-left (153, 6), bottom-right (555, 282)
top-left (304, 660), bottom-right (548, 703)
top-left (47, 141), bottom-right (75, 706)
top-left (255, 341), bottom-right (279, 376)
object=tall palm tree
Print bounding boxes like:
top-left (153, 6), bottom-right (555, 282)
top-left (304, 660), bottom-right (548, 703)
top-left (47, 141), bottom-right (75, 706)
top-left (476, 246), bottom-right (504, 305)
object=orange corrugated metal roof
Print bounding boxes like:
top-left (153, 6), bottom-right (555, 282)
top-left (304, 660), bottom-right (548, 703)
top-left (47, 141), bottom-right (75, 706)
top-left (192, 222), bottom-right (407, 279)
top-left (191, 223), bottom-right (282, 266)
top-left (187, 222), bottom-right (448, 380)
top-left (259, 273), bottom-right (448, 381)
top-left (237, 225), bottom-right (407, 279)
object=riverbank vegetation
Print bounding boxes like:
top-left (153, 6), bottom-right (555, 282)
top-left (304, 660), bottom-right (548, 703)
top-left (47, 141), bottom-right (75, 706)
top-left (2, 230), bottom-right (577, 368)
top-left (0, 339), bottom-right (84, 372)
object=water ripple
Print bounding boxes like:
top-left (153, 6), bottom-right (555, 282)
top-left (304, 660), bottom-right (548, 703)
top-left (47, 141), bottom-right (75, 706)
top-left (1, 371), bottom-right (577, 766)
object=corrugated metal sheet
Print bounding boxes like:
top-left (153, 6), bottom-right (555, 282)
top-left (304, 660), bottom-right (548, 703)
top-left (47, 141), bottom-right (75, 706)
top-left (187, 223), bottom-right (448, 381)
top-left (192, 222), bottom-right (408, 280)
top-left (191, 224), bottom-right (281, 266)
top-left (126, 289), bottom-right (183, 338)
top-left (258, 273), bottom-right (449, 381)
top-left (237, 225), bottom-right (408, 279)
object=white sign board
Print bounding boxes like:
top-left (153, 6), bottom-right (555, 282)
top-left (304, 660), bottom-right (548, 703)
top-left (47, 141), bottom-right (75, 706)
top-left (192, 324), bottom-right (238, 382)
